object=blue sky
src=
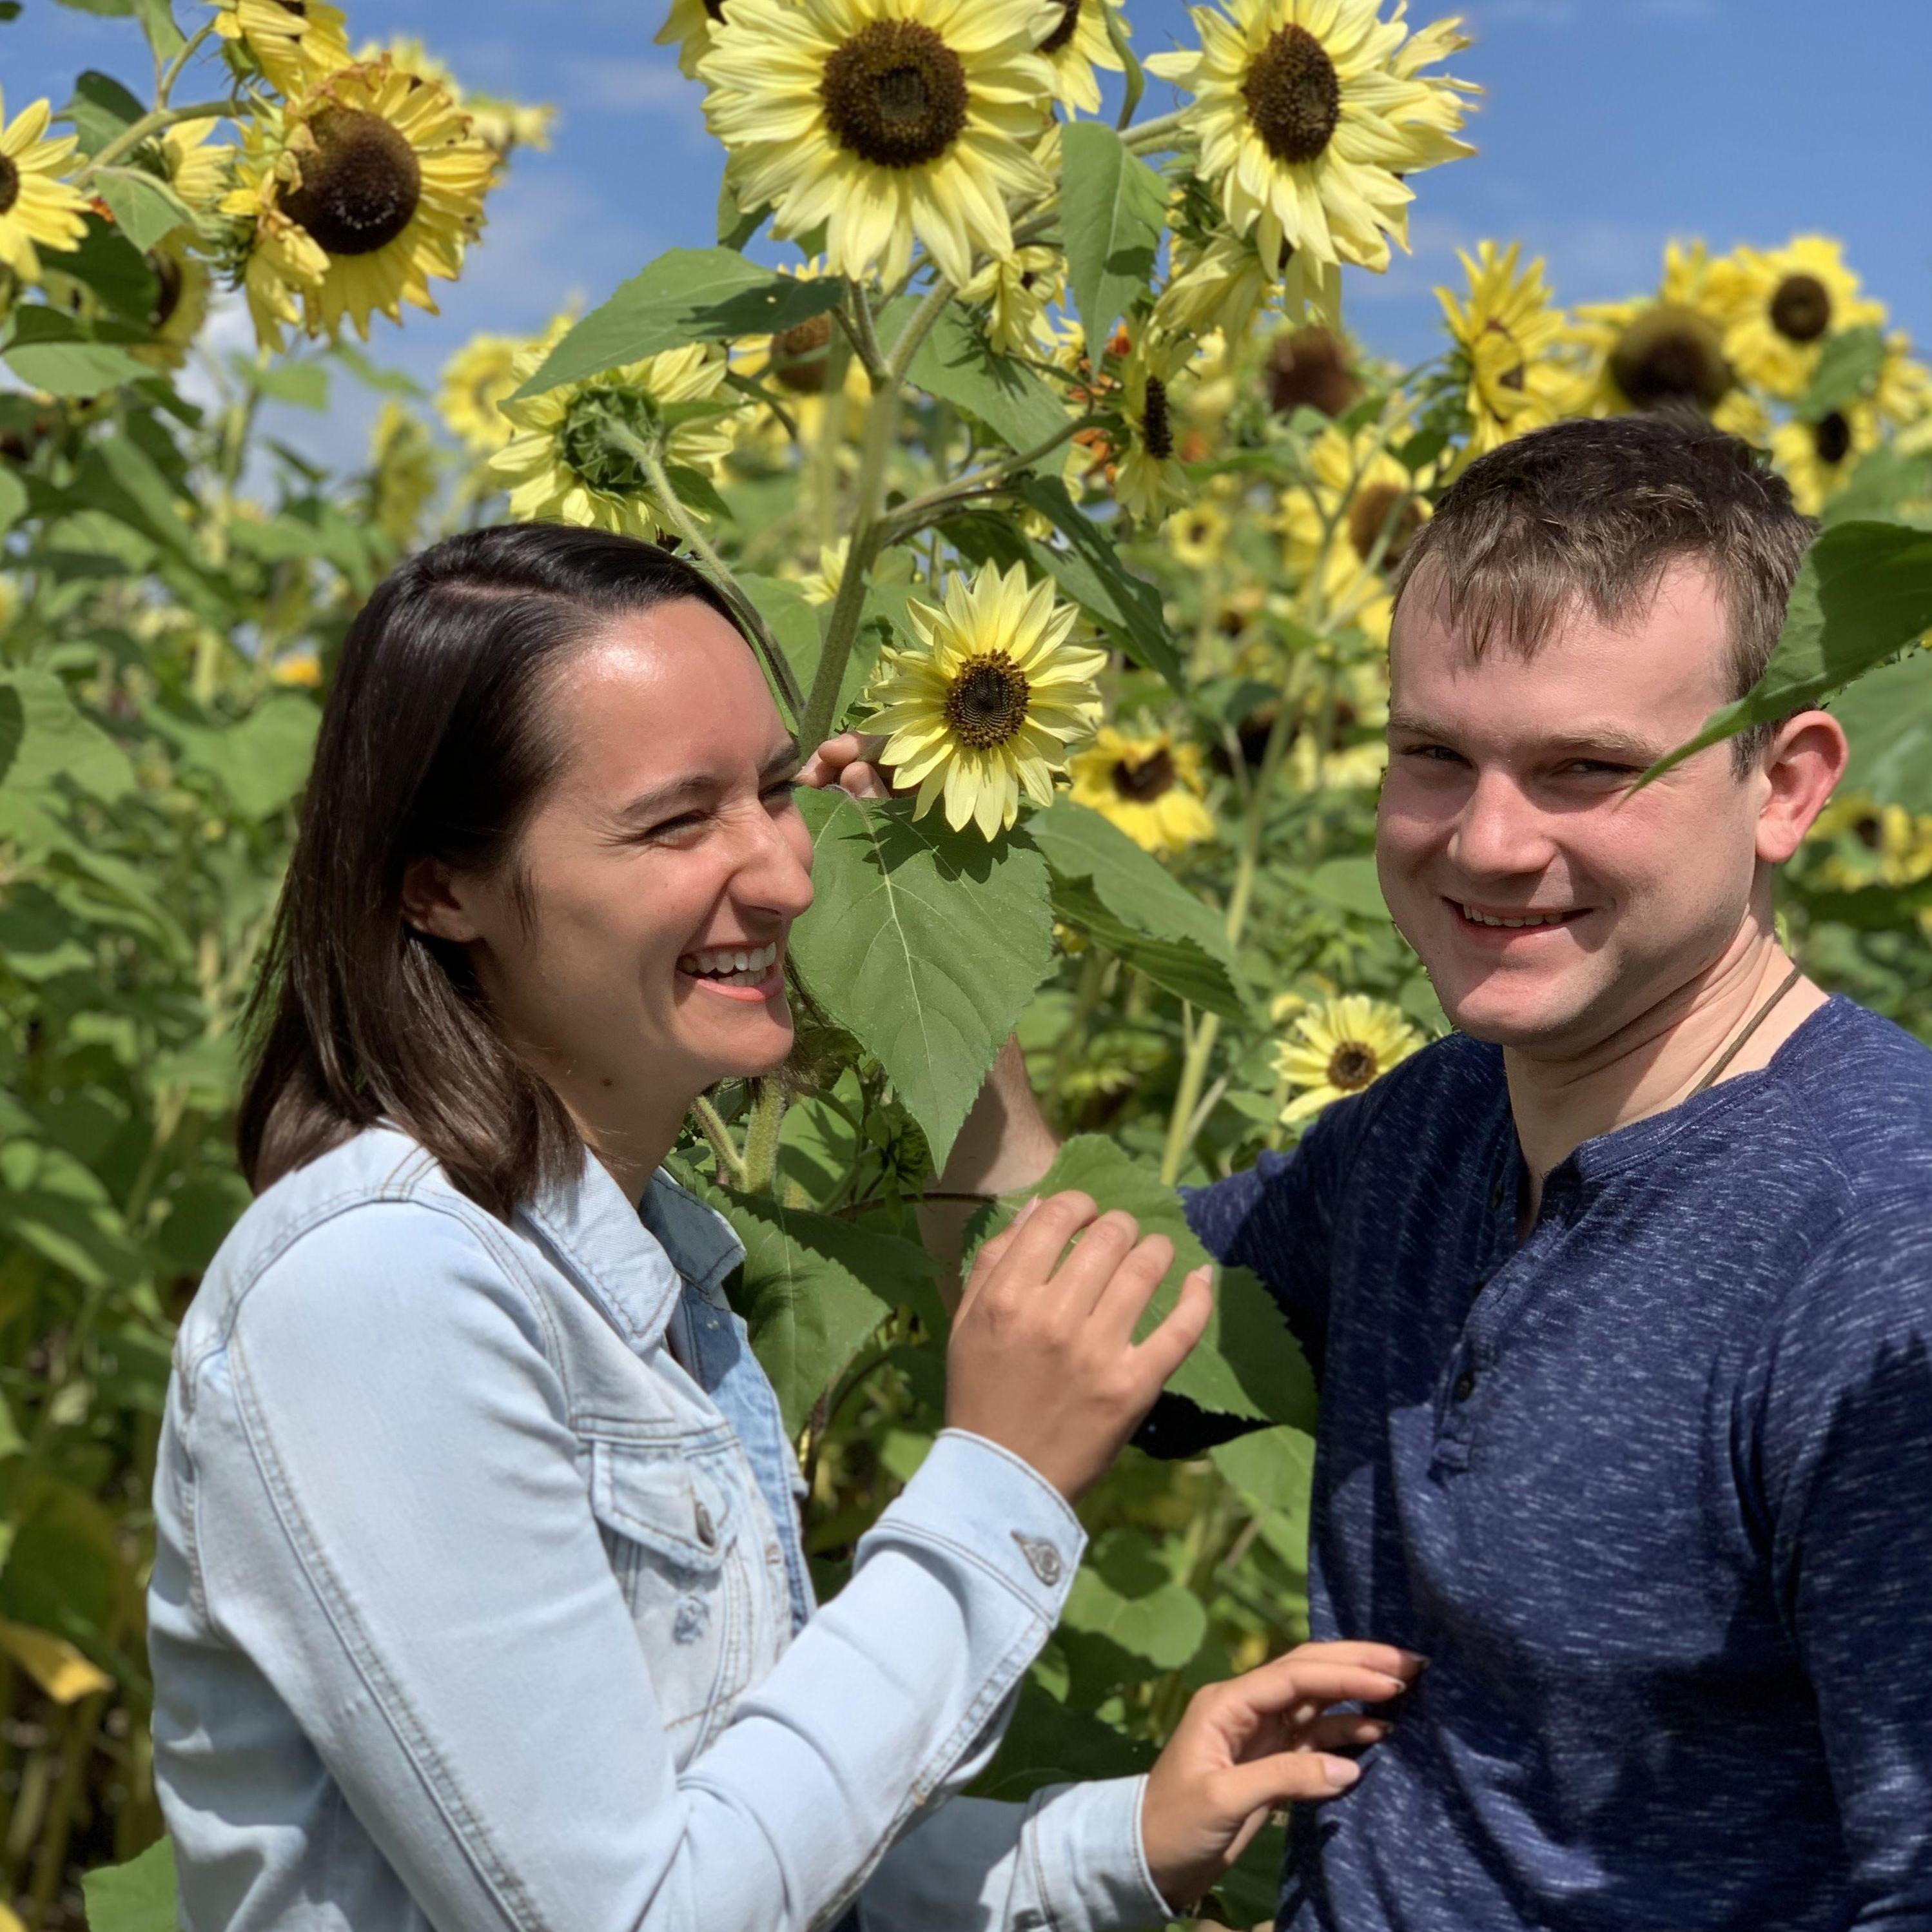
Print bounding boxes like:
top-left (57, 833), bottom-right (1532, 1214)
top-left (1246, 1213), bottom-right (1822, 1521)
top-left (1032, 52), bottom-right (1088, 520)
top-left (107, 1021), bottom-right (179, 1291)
top-left (19, 0), bottom-right (1932, 468)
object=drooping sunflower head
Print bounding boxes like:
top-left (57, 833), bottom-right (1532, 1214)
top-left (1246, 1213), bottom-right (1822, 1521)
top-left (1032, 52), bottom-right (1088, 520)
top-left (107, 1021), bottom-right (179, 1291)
top-left (864, 560), bottom-right (1106, 839)
top-left (0, 90), bottom-right (90, 283)
top-left (961, 244), bottom-right (1062, 358)
top-left (366, 399), bottom-right (442, 548)
top-left (700, 0), bottom-right (1056, 288)
top-left (438, 313), bottom-right (572, 458)
top-left (492, 342), bottom-right (744, 538)
top-left (1069, 724), bottom-right (1216, 855)
top-left (131, 233), bottom-right (214, 371)
top-left (1265, 322), bottom-right (1361, 418)
top-left (1113, 331), bottom-right (1196, 527)
top-left (732, 260), bottom-right (844, 395)
top-left (223, 58), bottom-right (498, 344)
top-left (213, 0), bottom-right (353, 95)
top-left (1771, 401), bottom-right (1879, 516)
top-left (1276, 993), bottom-right (1421, 1124)
top-left (1146, 0), bottom-right (1476, 275)
top-left (1712, 235), bottom-right (1886, 401)
top-left (161, 117), bottom-right (237, 214)
top-left (1436, 239), bottom-right (1568, 462)
top-left (1033, 0), bottom-right (1128, 115)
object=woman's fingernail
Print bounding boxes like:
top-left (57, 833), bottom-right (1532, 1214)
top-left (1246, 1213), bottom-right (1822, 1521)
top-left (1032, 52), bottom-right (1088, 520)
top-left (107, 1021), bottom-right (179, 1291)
top-left (1013, 1195), bottom-right (1040, 1229)
top-left (1322, 1757), bottom-right (1361, 1790)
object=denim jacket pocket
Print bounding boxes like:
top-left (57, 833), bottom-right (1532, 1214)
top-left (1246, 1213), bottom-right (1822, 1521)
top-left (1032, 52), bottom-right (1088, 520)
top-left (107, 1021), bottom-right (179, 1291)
top-left (585, 1432), bottom-right (750, 1759)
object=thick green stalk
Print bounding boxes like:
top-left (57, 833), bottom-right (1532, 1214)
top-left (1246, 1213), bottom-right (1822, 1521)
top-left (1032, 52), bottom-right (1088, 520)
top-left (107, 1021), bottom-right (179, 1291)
top-left (739, 1079), bottom-right (789, 1194)
top-left (690, 1096), bottom-right (749, 1188)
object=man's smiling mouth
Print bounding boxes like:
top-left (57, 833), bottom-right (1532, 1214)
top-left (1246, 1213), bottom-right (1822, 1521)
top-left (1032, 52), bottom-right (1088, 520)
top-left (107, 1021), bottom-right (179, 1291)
top-left (1452, 902), bottom-right (1588, 931)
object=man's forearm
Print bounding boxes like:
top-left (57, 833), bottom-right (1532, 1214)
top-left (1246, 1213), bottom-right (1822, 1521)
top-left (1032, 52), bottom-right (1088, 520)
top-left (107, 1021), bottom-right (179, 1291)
top-left (918, 1036), bottom-right (1060, 1302)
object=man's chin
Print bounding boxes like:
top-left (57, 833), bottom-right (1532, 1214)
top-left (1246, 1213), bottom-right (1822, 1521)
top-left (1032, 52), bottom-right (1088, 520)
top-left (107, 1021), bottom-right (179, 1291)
top-left (1431, 973), bottom-right (1601, 1051)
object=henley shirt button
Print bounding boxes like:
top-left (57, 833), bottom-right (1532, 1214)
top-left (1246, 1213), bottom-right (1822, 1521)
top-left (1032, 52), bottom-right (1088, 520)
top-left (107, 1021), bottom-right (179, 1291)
top-left (1012, 1532), bottom-right (1064, 1588)
top-left (1453, 1368), bottom-right (1478, 1402)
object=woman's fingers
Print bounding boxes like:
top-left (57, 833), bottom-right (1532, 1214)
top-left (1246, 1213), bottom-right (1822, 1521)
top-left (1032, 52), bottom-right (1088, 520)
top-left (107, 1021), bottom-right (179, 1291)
top-left (978, 1189), bottom-right (1102, 1300)
top-left (798, 733), bottom-right (893, 797)
top-left (1132, 1265), bottom-right (1215, 1382)
top-left (1211, 1749), bottom-right (1369, 1821)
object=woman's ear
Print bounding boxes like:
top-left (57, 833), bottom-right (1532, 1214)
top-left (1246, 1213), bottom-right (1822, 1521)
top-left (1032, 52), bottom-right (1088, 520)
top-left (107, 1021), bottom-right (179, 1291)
top-left (1756, 708), bottom-right (1851, 866)
top-left (401, 855), bottom-right (485, 944)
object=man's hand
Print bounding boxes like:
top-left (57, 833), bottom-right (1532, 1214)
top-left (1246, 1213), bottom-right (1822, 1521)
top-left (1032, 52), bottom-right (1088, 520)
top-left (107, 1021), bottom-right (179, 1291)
top-left (1139, 1643), bottom-right (1425, 1912)
top-left (798, 732), bottom-right (894, 800)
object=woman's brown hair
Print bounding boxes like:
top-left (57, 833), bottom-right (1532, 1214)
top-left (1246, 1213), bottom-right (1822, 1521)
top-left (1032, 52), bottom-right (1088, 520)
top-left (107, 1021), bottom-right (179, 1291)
top-left (238, 523), bottom-right (745, 1220)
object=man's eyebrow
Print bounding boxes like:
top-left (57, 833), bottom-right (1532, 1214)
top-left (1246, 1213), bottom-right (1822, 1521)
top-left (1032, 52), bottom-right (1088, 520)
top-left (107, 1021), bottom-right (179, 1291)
top-left (1385, 712), bottom-right (1667, 763)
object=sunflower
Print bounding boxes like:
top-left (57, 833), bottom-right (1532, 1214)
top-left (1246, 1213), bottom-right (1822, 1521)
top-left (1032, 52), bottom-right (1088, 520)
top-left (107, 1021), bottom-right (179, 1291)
top-left (438, 311), bottom-right (573, 457)
top-left (132, 232), bottom-right (213, 371)
top-left (492, 342), bottom-right (742, 538)
top-left (1032, 0), bottom-right (1127, 115)
top-left (1167, 500), bottom-right (1228, 568)
top-left (1436, 240), bottom-right (1567, 464)
top-left (1069, 725), bottom-right (1216, 854)
top-left (0, 92), bottom-right (89, 282)
top-left (161, 117), bottom-right (236, 213)
top-left (1146, 0), bottom-right (1475, 275)
top-left (1153, 223), bottom-right (1339, 346)
top-left (1114, 331), bottom-right (1195, 526)
top-left (961, 244), bottom-right (1061, 356)
top-left (699, 0), bottom-right (1055, 289)
top-left (1276, 993), bottom-right (1420, 1123)
top-left (1771, 402), bottom-right (1880, 516)
top-left (659, 0), bottom-right (735, 79)
top-left (1876, 331), bottom-right (1932, 432)
top-left (367, 400), bottom-right (441, 547)
top-left (1564, 240), bottom-right (1748, 425)
top-left (213, 0), bottom-right (353, 95)
top-left (794, 536), bottom-right (850, 605)
top-left (222, 59), bottom-right (497, 345)
top-left (1712, 236), bottom-right (1884, 402)
top-left (1278, 420), bottom-right (1430, 636)
top-left (1809, 792), bottom-right (1932, 893)
top-left (863, 560), bottom-right (1106, 837)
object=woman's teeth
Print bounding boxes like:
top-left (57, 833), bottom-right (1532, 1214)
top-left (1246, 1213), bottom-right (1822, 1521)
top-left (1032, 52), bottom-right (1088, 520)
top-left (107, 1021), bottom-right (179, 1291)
top-left (679, 941), bottom-right (779, 984)
top-left (1460, 904), bottom-right (1571, 929)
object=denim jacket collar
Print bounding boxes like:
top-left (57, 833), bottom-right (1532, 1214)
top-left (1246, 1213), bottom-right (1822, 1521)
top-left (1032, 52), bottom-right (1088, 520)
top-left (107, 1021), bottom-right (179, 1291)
top-left (520, 1149), bottom-right (743, 1352)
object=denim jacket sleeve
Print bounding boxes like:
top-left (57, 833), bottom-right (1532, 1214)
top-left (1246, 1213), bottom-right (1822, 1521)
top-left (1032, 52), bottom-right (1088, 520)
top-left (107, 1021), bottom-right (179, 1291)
top-left (177, 1200), bottom-right (1146, 1932)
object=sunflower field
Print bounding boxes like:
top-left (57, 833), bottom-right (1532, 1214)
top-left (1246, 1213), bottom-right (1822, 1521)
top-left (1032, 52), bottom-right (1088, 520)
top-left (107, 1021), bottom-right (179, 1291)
top-left (4, 0), bottom-right (1932, 1926)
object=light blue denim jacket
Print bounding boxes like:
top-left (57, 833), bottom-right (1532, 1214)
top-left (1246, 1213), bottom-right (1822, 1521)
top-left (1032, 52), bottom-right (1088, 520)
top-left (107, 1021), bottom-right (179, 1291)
top-left (148, 1127), bottom-right (1171, 1932)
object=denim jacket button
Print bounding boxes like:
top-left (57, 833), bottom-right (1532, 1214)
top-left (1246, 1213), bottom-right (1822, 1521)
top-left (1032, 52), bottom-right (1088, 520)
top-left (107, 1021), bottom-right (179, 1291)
top-left (1012, 1532), bottom-right (1063, 1587)
top-left (694, 1497), bottom-right (717, 1548)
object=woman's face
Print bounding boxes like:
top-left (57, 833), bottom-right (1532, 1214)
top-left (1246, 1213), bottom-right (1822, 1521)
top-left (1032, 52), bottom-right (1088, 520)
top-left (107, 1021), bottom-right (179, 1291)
top-left (427, 600), bottom-right (815, 1134)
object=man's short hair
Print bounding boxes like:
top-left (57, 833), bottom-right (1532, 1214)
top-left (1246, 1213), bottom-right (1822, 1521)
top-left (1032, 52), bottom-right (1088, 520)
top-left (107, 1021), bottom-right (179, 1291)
top-left (1390, 414), bottom-right (1816, 773)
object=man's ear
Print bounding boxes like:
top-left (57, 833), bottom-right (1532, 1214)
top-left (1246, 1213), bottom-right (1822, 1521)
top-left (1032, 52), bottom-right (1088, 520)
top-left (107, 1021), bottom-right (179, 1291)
top-left (1756, 709), bottom-right (1850, 866)
top-left (401, 855), bottom-right (485, 944)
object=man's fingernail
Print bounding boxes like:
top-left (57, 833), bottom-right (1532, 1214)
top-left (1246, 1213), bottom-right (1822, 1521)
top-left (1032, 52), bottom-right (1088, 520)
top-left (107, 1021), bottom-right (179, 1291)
top-left (1322, 1757), bottom-right (1361, 1790)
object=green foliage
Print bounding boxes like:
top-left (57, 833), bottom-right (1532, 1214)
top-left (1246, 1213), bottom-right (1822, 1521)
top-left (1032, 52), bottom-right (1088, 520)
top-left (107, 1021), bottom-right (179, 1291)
top-left (81, 1839), bottom-right (178, 1932)
top-left (1059, 124), bottom-right (1167, 355)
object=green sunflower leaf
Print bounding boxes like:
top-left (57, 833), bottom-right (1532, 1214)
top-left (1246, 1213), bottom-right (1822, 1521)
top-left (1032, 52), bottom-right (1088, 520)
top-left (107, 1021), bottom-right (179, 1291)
top-left (55, 70), bottom-right (144, 155)
top-left (1641, 519), bottom-right (1932, 783)
top-left (707, 1191), bottom-right (912, 1436)
top-left (1028, 798), bottom-right (1249, 1021)
top-left (1059, 122), bottom-right (1166, 356)
top-left (2, 307), bottom-right (150, 397)
top-left (1834, 646), bottom-right (1932, 814)
top-left (1060, 1528), bottom-right (1208, 1673)
top-left (511, 249), bottom-right (844, 400)
top-left (1795, 324), bottom-right (1887, 422)
top-left (92, 167), bottom-right (197, 254)
top-left (59, 215), bottom-right (160, 323)
top-left (904, 304), bottom-right (1068, 461)
top-left (81, 1837), bottom-right (179, 1932)
top-left (1002, 1136), bottom-right (1318, 1427)
top-left (790, 790), bottom-right (1055, 1168)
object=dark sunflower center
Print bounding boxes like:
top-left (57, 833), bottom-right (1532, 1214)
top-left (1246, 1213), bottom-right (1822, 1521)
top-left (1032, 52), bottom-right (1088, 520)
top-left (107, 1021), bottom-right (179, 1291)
top-left (558, 383), bottom-right (662, 496)
top-left (1140, 375), bottom-right (1173, 460)
top-left (147, 248), bottom-right (184, 329)
top-left (1348, 481), bottom-right (1423, 567)
top-left (281, 107), bottom-right (423, 257)
top-left (1241, 24), bottom-right (1342, 166)
top-left (1607, 305), bottom-right (1732, 413)
top-left (0, 154), bottom-right (18, 219)
top-left (1812, 409), bottom-right (1852, 465)
top-left (703, 0), bottom-right (729, 18)
top-left (1266, 325), bottom-right (1360, 417)
top-left (942, 652), bottom-right (1031, 750)
top-left (1327, 1042), bottom-right (1379, 1090)
top-left (1040, 0), bottom-right (1082, 55)
top-left (1481, 317), bottom-right (1527, 391)
top-left (1111, 747), bottom-right (1176, 803)
top-left (276, 1), bottom-right (309, 15)
top-left (1769, 271), bottom-right (1831, 344)
top-left (820, 21), bottom-right (970, 170)
top-left (769, 311), bottom-right (834, 393)
top-left (1855, 813), bottom-right (1883, 850)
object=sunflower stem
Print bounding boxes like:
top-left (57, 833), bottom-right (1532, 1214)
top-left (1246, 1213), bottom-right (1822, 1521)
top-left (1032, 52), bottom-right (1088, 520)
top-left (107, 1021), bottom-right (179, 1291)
top-left (157, 18), bottom-right (217, 104)
top-left (77, 97), bottom-right (243, 183)
top-left (841, 282), bottom-right (890, 387)
top-left (739, 1079), bottom-right (790, 1194)
top-left (1120, 110), bottom-right (1188, 155)
top-left (1106, 5), bottom-right (1146, 132)
top-left (877, 415), bottom-right (1098, 545)
top-left (616, 425), bottom-right (806, 722)
top-left (691, 1096), bottom-right (750, 1188)
top-left (800, 278), bottom-right (956, 747)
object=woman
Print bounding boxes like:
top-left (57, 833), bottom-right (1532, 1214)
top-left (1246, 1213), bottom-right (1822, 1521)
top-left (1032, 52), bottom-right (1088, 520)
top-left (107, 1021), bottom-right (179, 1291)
top-left (148, 524), bottom-right (1415, 1931)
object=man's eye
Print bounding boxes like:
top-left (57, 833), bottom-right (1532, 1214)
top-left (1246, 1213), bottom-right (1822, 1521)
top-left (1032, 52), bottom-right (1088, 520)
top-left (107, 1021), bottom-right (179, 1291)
top-left (1564, 760), bottom-right (1635, 777)
top-left (1401, 743), bottom-right (1462, 764)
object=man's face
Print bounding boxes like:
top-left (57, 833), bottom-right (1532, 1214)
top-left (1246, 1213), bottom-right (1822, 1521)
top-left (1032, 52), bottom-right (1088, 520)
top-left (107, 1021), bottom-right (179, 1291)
top-left (1377, 560), bottom-right (1768, 1055)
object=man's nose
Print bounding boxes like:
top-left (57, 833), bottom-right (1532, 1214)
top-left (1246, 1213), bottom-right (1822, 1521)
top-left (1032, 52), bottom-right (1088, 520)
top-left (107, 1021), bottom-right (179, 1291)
top-left (1447, 769), bottom-right (1556, 878)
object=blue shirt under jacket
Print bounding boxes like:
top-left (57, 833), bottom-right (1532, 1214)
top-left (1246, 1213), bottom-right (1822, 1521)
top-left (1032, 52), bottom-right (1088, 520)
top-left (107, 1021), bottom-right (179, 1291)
top-left (1184, 996), bottom-right (1932, 1932)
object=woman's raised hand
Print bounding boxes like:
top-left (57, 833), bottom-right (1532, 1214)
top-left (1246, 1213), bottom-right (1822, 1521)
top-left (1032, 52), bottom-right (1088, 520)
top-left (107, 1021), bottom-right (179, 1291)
top-left (944, 1191), bottom-right (1213, 1503)
top-left (1139, 1642), bottom-right (1426, 1912)
top-left (797, 732), bottom-right (894, 800)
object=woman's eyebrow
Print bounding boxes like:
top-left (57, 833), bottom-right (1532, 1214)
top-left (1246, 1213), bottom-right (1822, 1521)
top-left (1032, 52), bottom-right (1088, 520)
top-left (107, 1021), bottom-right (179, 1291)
top-left (610, 745), bottom-right (801, 826)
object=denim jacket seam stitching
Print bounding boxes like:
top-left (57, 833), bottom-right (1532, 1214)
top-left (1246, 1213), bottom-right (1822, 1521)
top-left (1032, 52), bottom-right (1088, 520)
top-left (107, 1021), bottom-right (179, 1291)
top-left (224, 1329), bottom-right (550, 1932)
top-left (1022, 1788), bottom-right (1060, 1932)
top-left (865, 1519), bottom-right (1064, 1621)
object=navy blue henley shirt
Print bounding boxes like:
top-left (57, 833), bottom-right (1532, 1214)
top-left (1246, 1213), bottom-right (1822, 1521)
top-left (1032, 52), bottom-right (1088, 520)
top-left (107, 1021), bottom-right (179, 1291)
top-left (1184, 995), bottom-right (1932, 1931)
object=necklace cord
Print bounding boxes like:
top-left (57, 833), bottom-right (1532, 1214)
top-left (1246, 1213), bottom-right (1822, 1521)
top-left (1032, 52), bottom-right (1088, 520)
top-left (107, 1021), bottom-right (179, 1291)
top-left (1690, 961), bottom-right (1806, 1096)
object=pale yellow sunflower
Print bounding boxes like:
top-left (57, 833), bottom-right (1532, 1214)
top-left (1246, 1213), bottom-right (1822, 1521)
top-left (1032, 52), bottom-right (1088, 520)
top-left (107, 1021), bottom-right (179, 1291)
top-left (1146, 0), bottom-right (1476, 274)
top-left (1276, 993), bottom-right (1420, 1123)
top-left (699, 0), bottom-right (1056, 288)
top-left (213, 0), bottom-right (353, 95)
top-left (1278, 419), bottom-right (1430, 637)
top-left (1069, 725), bottom-right (1216, 854)
top-left (1167, 499), bottom-right (1228, 567)
top-left (438, 311), bottom-right (573, 457)
top-left (1564, 240), bottom-right (1745, 425)
top-left (863, 560), bottom-right (1106, 837)
top-left (1711, 235), bottom-right (1885, 402)
top-left (659, 0), bottom-right (732, 79)
top-left (161, 117), bottom-right (236, 213)
top-left (0, 92), bottom-right (89, 282)
top-left (221, 59), bottom-right (498, 345)
top-left (1436, 239), bottom-right (1568, 464)
top-left (1876, 331), bottom-right (1932, 431)
top-left (1031, 0), bottom-right (1127, 115)
top-left (132, 233), bottom-right (214, 371)
top-left (492, 342), bottom-right (745, 538)
top-left (1114, 331), bottom-right (1195, 526)
top-left (960, 244), bottom-right (1062, 356)
top-left (1152, 222), bottom-right (1339, 344)
top-left (1771, 402), bottom-right (1880, 516)
top-left (794, 536), bottom-right (850, 605)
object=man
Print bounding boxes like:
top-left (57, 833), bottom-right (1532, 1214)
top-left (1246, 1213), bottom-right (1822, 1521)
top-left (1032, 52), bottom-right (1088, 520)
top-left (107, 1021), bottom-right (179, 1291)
top-left (820, 413), bottom-right (1932, 1929)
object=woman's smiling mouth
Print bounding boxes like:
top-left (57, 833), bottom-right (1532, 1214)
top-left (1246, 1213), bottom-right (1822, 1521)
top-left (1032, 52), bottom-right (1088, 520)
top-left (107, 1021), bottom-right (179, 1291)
top-left (676, 941), bottom-right (784, 999)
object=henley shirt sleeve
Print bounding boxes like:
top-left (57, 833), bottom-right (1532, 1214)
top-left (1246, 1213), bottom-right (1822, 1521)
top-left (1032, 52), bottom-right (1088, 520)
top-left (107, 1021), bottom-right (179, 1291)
top-left (1748, 1189), bottom-right (1932, 1925)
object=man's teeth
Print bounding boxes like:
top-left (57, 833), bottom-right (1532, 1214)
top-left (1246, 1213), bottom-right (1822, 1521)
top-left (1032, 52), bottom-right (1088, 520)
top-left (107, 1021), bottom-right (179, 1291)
top-left (1461, 905), bottom-right (1571, 930)
top-left (680, 941), bottom-right (779, 983)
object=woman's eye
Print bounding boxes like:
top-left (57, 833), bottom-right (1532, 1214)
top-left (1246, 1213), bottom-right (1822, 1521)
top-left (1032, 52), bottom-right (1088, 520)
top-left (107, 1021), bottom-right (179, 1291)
top-left (763, 777), bottom-right (801, 805)
top-left (642, 811), bottom-right (707, 841)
